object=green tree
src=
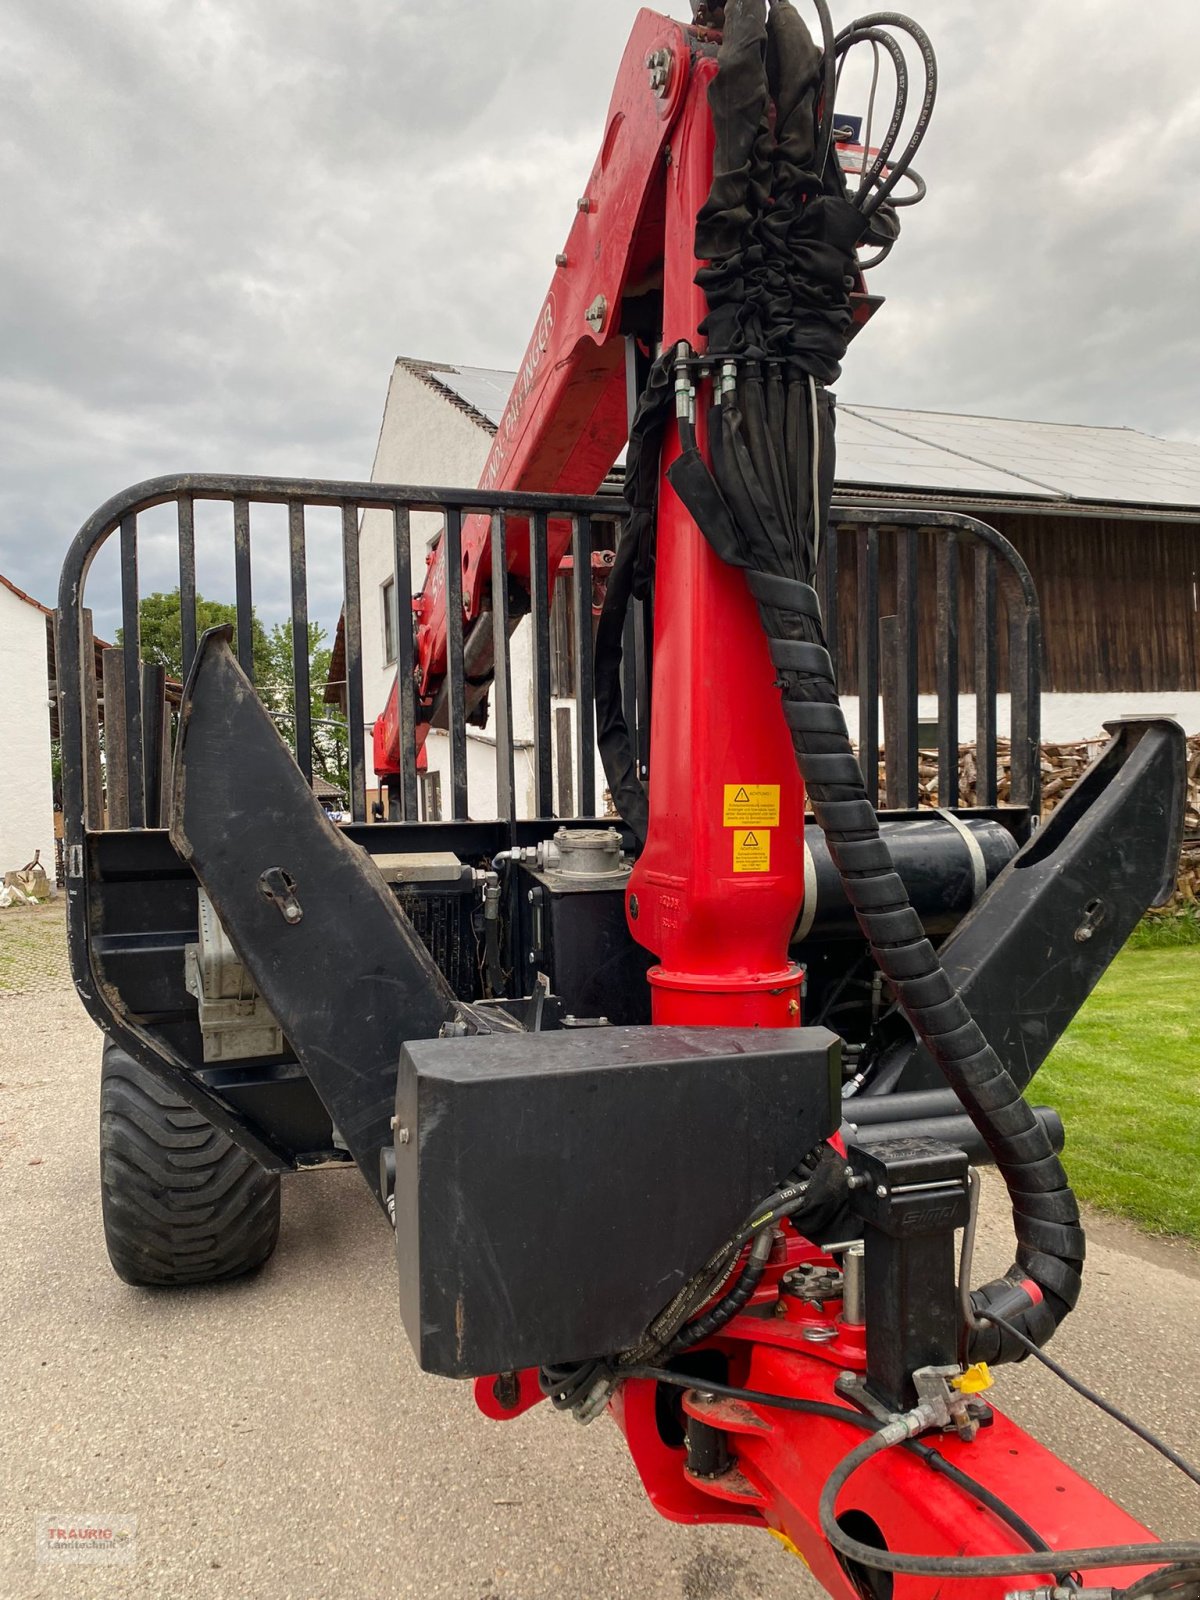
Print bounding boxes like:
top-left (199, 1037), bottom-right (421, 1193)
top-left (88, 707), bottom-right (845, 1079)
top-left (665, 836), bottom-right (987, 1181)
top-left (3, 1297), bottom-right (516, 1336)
top-left (120, 591), bottom-right (348, 798)
top-left (119, 590), bottom-right (270, 683)
top-left (257, 618), bottom-right (349, 797)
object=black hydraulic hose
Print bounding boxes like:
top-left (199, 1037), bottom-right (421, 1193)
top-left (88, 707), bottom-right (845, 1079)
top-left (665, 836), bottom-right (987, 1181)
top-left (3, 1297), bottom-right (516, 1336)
top-left (831, 25), bottom-right (909, 201)
top-left (671, 1226), bottom-right (775, 1352)
top-left (834, 13), bottom-right (938, 219)
top-left (743, 563), bottom-right (1086, 1364)
top-left (594, 526), bottom-right (648, 845)
top-left (805, 0), bottom-right (839, 177)
top-left (625, 1368), bottom-right (1059, 1569)
top-left (819, 1423), bottom-right (1200, 1577)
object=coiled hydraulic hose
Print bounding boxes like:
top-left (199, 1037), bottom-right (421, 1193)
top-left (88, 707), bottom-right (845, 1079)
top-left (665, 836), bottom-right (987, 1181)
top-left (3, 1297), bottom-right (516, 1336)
top-left (737, 565), bottom-right (1085, 1360)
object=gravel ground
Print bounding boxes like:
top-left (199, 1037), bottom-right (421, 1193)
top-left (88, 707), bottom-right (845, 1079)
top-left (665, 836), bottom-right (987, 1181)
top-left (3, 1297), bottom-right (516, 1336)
top-left (1, 945), bottom-right (1197, 1599)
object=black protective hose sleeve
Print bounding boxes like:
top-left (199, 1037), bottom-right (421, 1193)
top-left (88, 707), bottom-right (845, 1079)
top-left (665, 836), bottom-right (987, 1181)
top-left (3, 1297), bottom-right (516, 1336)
top-left (670, 1227), bottom-right (774, 1353)
top-left (594, 530), bottom-right (649, 845)
top-left (744, 571), bottom-right (1083, 1364)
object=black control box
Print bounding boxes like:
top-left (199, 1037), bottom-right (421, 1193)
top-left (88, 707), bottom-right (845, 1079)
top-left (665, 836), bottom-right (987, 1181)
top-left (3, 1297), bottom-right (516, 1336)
top-left (395, 1025), bottom-right (840, 1377)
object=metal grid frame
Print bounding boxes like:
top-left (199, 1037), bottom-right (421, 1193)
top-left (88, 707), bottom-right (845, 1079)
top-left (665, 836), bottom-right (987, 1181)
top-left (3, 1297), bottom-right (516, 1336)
top-left (58, 479), bottom-right (1040, 851)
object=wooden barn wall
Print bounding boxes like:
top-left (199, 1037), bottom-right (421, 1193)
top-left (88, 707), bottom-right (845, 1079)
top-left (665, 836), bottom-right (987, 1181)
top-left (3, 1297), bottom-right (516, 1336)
top-left (820, 524), bottom-right (1017, 694)
top-left (988, 513), bottom-right (1200, 694)
top-left (820, 513), bottom-right (1200, 696)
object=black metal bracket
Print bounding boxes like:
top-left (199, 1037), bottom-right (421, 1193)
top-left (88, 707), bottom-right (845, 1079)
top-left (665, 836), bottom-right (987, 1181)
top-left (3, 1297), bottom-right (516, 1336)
top-left (848, 1137), bottom-right (970, 1414)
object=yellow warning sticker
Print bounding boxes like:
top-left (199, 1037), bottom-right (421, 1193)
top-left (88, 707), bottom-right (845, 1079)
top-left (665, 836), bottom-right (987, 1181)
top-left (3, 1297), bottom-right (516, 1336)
top-left (723, 784), bottom-right (781, 828)
top-left (733, 830), bottom-right (771, 873)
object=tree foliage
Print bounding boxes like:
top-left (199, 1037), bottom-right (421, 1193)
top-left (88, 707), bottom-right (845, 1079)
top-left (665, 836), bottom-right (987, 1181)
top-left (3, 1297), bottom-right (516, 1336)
top-left (119, 590), bottom-right (269, 683)
top-left (119, 590), bottom-right (348, 797)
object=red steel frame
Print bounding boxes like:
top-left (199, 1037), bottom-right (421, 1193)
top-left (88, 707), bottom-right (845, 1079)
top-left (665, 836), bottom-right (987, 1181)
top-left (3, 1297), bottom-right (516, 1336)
top-left (378, 9), bottom-right (1165, 1590)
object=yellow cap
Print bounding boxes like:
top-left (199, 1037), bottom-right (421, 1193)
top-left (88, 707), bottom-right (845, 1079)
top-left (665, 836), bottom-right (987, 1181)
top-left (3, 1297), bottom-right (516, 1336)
top-left (951, 1362), bottom-right (994, 1395)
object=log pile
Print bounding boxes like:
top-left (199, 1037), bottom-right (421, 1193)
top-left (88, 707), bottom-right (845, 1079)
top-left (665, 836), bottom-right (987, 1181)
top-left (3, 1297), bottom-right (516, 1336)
top-left (900, 733), bottom-right (1200, 911)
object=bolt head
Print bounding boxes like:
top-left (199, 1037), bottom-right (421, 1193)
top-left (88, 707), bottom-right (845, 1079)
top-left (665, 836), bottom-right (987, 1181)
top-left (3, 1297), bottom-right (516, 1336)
top-left (397, 1126), bottom-right (411, 1145)
top-left (875, 1184), bottom-right (888, 1199)
top-left (645, 47), bottom-right (673, 95)
top-left (284, 904), bottom-right (301, 923)
top-left (555, 252), bottom-right (568, 268)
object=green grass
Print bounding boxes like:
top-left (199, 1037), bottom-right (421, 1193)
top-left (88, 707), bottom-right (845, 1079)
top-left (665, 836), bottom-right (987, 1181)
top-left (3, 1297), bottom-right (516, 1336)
top-left (1039, 945), bottom-right (1200, 1238)
top-left (1125, 908), bottom-right (1200, 949)
top-left (0, 904), bottom-right (70, 993)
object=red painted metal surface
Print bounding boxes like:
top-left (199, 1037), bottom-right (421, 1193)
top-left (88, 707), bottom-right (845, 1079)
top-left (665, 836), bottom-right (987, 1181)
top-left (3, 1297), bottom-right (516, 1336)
top-left (604, 1244), bottom-right (1161, 1593)
top-left (401, 9), bottom-right (1170, 1586)
top-left (480, 1237), bottom-right (1162, 1592)
top-left (375, 8), bottom-right (693, 776)
top-left (623, 56), bottom-right (806, 1027)
top-left (695, 1340), bottom-right (1159, 1598)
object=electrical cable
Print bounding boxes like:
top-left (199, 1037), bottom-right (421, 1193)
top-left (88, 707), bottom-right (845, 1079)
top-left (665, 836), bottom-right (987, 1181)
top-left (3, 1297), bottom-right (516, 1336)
top-left (976, 1310), bottom-right (1200, 1492)
top-left (834, 13), bottom-right (937, 219)
top-left (818, 1424), bottom-right (1200, 1577)
top-left (859, 39), bottom-right (881, 188)
top-left (624, 1367), bottom-right (1058, 1565)
top-left (957, 1166), bottom-right (982, 1358)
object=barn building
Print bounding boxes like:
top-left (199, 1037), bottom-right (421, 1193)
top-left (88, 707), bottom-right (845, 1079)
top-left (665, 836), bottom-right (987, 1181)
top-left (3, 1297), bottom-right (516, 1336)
top-left (347, 357), bottom-right (1200, 818)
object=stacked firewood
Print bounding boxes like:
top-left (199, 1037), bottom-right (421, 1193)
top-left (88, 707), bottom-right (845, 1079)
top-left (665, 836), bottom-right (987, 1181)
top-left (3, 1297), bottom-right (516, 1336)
top-left (605, 734), bottom-right (1200, 908)
top-left (900, 733), bottom-right (1200, 910)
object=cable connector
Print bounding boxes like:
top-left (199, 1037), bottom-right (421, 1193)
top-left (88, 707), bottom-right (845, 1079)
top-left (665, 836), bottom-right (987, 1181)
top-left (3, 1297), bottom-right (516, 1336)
top-left (952, 1362), bottom-right (994, 1396)
top-left (914, 1366), bottom-right (982, 1442)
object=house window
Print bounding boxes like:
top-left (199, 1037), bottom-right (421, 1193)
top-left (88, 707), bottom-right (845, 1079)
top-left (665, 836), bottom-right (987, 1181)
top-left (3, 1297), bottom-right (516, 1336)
top-left (549, 570), bottom-right (576, 697)
top-left (382, 577), bottom-right (398, 666)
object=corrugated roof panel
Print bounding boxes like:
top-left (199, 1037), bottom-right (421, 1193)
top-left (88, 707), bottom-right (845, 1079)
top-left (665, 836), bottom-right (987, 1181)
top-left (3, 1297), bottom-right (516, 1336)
top-left (833, 409), bottom-right (1048, 496)
top-left (406, 358), bottom-right (1200, 512)
top-left (843, 406), bottom-right (1200, 508)
top-left (422, 363), bottom-right (512, 429)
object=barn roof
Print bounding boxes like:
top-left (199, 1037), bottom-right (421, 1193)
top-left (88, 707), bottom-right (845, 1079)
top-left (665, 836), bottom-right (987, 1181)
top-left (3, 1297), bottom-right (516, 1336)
top-left (394, 357), bottom-right (1200, 519)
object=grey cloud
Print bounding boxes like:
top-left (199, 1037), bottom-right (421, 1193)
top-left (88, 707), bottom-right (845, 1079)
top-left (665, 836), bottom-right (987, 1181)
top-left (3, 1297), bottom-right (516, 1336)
top-left (3, 0), bottom-right (1197, 643)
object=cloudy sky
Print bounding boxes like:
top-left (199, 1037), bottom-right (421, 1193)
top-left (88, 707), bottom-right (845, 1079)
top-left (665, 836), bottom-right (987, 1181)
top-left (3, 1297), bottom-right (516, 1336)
top-left (3, 0), bottom-right (1199, 642)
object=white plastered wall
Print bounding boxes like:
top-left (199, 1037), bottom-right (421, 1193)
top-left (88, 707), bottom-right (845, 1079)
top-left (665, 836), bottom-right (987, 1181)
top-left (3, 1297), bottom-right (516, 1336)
top-left (0, 582), bottom-right (56, 874)
top-left (836, 693), bottom-right (1200, 745)
top-left (359, 365), bottom-right (604, 820)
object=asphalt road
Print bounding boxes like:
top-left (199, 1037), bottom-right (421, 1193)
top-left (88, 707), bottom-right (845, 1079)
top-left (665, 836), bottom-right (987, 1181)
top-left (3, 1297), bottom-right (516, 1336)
top-left (2, 986), bottom-right (1198, 1600)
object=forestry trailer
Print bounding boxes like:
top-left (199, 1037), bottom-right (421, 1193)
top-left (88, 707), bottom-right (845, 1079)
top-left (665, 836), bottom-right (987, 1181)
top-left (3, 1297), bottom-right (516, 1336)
top-left (58, 3), bottom-right (1199, 1594)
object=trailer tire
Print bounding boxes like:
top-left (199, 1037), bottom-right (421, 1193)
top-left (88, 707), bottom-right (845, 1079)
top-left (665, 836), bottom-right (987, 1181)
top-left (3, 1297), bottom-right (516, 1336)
top-left (99, 1041), bottom-right (281, 1287)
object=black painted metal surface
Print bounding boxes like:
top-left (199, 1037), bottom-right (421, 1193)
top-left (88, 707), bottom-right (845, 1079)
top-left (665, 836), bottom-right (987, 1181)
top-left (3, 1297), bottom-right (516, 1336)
top-left (394, 1025), bottom-right (841, 1376)
top-left (877, 718), bottom-right (1188, 1094)
top-left (55, 472), bottom-right (1044, 1171)
top-left (169, 627), bottom-right (458, 1193)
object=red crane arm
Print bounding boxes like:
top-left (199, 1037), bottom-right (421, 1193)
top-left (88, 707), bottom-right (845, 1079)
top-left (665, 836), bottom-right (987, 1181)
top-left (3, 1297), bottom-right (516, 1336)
top-left (377, 8), bottom-right (1175, 1589)
top-left (373, 7), bottom-right (698, 780)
